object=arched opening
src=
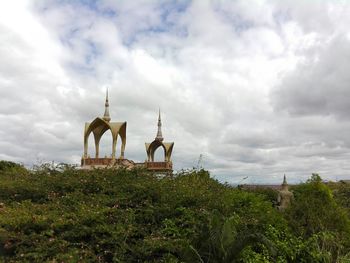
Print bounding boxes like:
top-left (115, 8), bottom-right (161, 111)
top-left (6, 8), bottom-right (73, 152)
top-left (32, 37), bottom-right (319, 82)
top-left (115, 134), bottom-right (123, 158)
top-left (153, 145), bottom-right (166, 162)
top-left (99, 129), bottom-right (113, 158)
top-left (87, 133), bottom-right (95, 158)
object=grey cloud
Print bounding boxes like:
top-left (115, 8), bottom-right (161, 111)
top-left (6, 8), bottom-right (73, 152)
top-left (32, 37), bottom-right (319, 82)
top-left (272, 35), bottom-right (350, 119)
top-left (1, 0), bottom-right (350, 184)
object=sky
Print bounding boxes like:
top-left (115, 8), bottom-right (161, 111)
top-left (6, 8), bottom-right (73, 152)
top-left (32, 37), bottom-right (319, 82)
top-left (1, 0), bottom-right (350, 184)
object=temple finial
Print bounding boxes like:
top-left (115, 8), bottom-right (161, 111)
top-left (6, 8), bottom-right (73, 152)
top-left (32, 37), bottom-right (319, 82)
top-left (155, 108), bottom-right (163, 141)
top-left (103, 88), bottom-right (111, 122)
top-left (281, 174), bottom-right (289, 191)
top-left (283, 174), bottom-right (287, 185)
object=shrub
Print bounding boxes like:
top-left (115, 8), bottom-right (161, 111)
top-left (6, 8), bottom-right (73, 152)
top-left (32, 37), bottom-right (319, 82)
top-left (0, 163), bottom-right (349, 262)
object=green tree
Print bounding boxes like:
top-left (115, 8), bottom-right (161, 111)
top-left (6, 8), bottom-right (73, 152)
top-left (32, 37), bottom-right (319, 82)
top-left (284, 174), bottom-right (350, 262)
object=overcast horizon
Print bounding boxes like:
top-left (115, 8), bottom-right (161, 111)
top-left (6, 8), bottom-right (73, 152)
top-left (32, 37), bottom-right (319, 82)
top-left (1, 0), bottom-right (350, 184)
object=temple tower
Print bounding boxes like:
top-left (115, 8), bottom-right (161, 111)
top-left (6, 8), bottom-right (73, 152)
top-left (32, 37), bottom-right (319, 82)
top-left (145, 110), bottom-right (174, 171)
top-left (277, 175), bottom-right (294, 210)
top-left (81, 90), bottom-right (127, 167)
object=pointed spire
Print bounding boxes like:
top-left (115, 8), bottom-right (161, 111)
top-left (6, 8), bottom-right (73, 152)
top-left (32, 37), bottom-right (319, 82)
top-left (155, 108), bottom-right (163, 141)
top-left (281, 174), bottom-right (289, 191)
top-left (103, 89), bottom-right (111, 122)
top-left (283, 174), bottom-right (287, 185)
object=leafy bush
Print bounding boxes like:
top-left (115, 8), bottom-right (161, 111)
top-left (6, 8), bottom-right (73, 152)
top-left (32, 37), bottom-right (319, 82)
top-left (0, 164), bottom-right (349, 262)
top-left (284, 174), bottom-right (350, 262)
top-left (332, 182), bottom-right (350, 217)
top-left (0, 160), bottom-right (27, 173)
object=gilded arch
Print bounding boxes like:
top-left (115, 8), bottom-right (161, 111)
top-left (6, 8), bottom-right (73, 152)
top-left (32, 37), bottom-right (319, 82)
top-left (83, 117), bottom-right (126, 159)
top-left (81, 92), bottom-right (175, 171)
top-left (145, 140), bottom-right (174, 162)
top-left (145, 110), bottom-right (174, 171)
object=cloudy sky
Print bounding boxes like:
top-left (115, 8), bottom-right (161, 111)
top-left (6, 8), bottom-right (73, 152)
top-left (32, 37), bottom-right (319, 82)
top-left (1, 0), bottom-right (350, 184)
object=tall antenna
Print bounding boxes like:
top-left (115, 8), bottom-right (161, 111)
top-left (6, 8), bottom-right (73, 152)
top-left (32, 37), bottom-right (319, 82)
top-left (196, 154), bottom-right (203, 170)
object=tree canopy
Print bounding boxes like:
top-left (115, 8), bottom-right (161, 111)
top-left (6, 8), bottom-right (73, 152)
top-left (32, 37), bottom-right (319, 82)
top-left (0, 164), bottom-right (349, 262)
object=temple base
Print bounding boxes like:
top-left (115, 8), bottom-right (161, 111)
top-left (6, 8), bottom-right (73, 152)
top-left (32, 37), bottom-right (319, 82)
top-left (145, 161), bottom-right (172, 171)
top-left (81, 158), bottom-right (172, 172)
top-left (81, 157), bottom-right (135, 169)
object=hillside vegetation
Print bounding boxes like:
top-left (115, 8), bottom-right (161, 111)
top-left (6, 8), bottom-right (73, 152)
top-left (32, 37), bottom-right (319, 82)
top-left (0, 160), bottom-right (350, 262)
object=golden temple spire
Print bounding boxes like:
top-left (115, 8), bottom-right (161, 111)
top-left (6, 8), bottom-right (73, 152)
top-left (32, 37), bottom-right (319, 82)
top-left (155, 108), bottom-right (163, 141)
top-left (103, 89), bottom-right (111, 122)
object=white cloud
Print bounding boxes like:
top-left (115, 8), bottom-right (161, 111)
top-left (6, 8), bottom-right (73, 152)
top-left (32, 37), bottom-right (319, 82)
top-left (1, 0), bottom-right (350, 184)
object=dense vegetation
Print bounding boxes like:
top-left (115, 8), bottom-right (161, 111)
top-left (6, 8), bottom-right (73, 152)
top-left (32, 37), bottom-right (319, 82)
top-left (0, 160), bottom-right (350, 262)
